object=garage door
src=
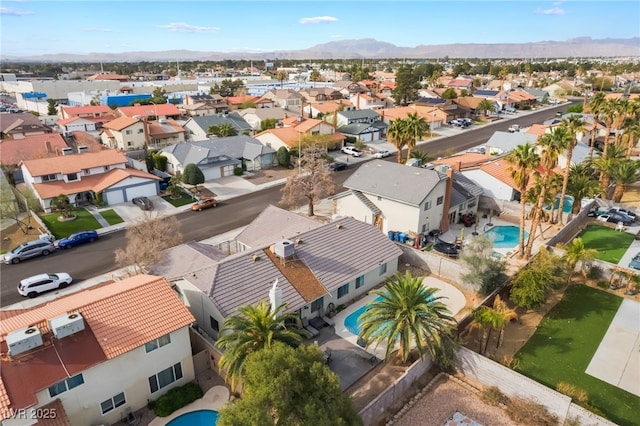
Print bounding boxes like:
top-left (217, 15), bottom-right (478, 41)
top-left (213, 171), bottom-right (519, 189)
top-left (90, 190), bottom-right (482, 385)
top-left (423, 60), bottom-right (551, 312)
top-left (203, 167), bottom-right (221, 181)
top-left (104, 189), bottom-right (125, 205)
top-left (124, 182), bottom-right (157, 201)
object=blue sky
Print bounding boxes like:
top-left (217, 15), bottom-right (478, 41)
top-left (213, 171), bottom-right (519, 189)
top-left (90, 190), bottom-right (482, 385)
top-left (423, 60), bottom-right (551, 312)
top-left (1, 1), bottom-right (639, 56)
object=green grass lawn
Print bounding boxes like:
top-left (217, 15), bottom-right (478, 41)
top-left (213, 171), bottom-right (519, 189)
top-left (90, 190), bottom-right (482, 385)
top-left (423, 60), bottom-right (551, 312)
top-left (100, 209), bottom-right (124, 226)
top-left (40, 209), bottom-right (102, 238)
top-left (162, 192), bottom-right (194, 207)
top-left (515, 285), bottom-right (638, 425)
top-left (577, 224), bottom-right (634, 264)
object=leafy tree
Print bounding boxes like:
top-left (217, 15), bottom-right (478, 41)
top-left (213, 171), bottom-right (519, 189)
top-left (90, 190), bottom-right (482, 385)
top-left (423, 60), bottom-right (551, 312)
top-left (167, 176), bottom-right (183, 198)
top-left (391, 64), bottom-right (419, 106)
top-left (460, 234), bottom-right (507, 296)
top-left (507, 143), bottom-right (540, 258)
top-left (217, 343), bottom-right (362, 426)
top-left (152, 153), bottom-right (167, 172)
top-left (217, 302), bottom-right (302, 391)
top-left (309, 69), bottom-right (321, 87)
top-left (471, 295), bottom-right (516, 354)
top-left (46, 99), bottom-right (58, 115)
top-left (359, 271), bottom-right (458, 368)
top-left (276, 146), bottom-right (291, 168)
top-left (562, 238), bottom-right (597, 283)
top-left (565, 103), bottom-right (583, 114)
top-left (114, 213), bottom-right (182, 274)
top-left (150, 86), bottom-right (168, 105)
top-left (51, 194), bottom-right (74, 219)
top-left (510, 250), bottom-right (565, 310)
top-left (590, 143), bottom-right (626, 199)
top-left (556, 118), bottom-right (584, 224)
top-left (441, 88), bottom-right (458, 99)
top-left (181, 163), bottom-right (205, 194)
top-left (409, 150), bottom-right (433, 165)
top-left (210, 79), bottom-right (246, 97)
top-left (208, 123), bottom-right (238, 137)
top-left (279, 144), bottom-right (336, 216)
top-left (260, 118), bottom-right (277, 131)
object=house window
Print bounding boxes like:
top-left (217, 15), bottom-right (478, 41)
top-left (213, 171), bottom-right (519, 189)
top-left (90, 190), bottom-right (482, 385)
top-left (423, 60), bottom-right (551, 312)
top-left (338, 283), bottom-right (349, 298)
top-left (437, 196), bottom-right (444, 205)
top-left (210, 316), bottom-right (219, 332)
top-left (125, 130), bottom-right (132, 135)
top-left (355, 275), bottom-right (365, 289)
top-left (377, 196), bottom-right (381, 201)
top-left (468, 199), bottom-right (477, 208)
top-left (145, 333), bottom-right (171, 353)
top-left (148, 363), bottom-right (183, 394)
top-left (379, 263), bottom-right (387, 275)
top-left (127, 141), bottom-right (133, 146)
top-left (48, 374), bottom-right (84, 397)
top-left (42, 174), bottom-right (57, 182)
top-left (100, 392), bottom-right (126, 415)
top-left (310, 297), bottom-right (324, 313)
top-left (67, 173), bottom-right (79, 181)
top-left (138, 128), bottom-right (144, 133)
top-left (424, 201), bottom-right (431, 211)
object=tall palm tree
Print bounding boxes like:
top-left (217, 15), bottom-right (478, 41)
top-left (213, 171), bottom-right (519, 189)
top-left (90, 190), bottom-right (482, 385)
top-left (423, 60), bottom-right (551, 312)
top-left (525, 127), bottom-right (569, 258)
top-left (276, 70), bottom-right (288, 88)
top-left (387, 118), bottom-right (409, 164)
top-left (587, 92), bottom-right (606, 157)
top-left (404, 112), bottom-right (429, 159)
top-left (610, 159), bottom-right (640, 203)
top-left (507, 143), bottom-right (540, 258)
top-left (563, 238), bottom-right (597, 284)
top-left (566, 165), bottom-right (599, 214)
top-left (358, 271), bottom-right (457, 365)
top-left (477, 98), bottom-right (495, 118)
top-left (623, 119), bottom-right (640, 158)
top-left (309, 70), bottom-right (321, 88)
top-left (491, 295), bottom-right (517, 349)
top-left (556, 117), bottom-right (584, 225)
top-left (590, 143), bottom-right (626, 199)
top-left (217, 301), bottom-right (302, 391)
top-left (600, 98), bottom-right (621, 157)
top-left (470, 306), bottom-right (494, 355)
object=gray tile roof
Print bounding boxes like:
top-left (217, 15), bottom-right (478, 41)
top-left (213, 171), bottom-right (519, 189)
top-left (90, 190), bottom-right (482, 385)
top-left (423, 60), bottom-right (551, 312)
top-left (235, 205), bottom-right (323, 249)
top-left (351, 190), bottom-right (382, 215)
top-left (192, 112), bottom-right (252, 132)
top-left (485, 131), bottom-right (538, 152)
top-left (343, 160), bottom-right (447, 206)
top-left (338, 109), bottom-right (382, 121)
top-left (338, 123), bottom-right (376, 135)
top-left (162, 136), bottom-right (272, 166)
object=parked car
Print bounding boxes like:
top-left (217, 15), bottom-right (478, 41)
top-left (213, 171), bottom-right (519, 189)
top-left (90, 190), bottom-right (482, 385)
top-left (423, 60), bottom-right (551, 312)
top-left (56, 230), bottom-right (99, 249)
top-left (466, 146), bottom-right (486, 155)
top-left (608, 207), bottom-right (637, 222)
top-left (132, 196), bottom-right (153, 211)
top-left (341, 146), bottom-right (362, 157)
top-left (329, 161), bottom-right (348, 171)
top-left (629, 253), bottom-right (640, 270)
top-left (18, 273), bottom-right (72, 298)
top-left (373, 150), bottom-right (391, 158)
top-left (4, 239), bottom-right (55, 264)
top-left (191, 197), bottom-right (219, 211)
top-left (508, 124), bottom-right (521, 133)
top-left (596, 213), bottom-right (633, 227)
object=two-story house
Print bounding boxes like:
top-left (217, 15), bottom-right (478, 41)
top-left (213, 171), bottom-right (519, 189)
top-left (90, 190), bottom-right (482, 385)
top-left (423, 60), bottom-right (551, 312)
top-left (335, 109), bottom-right (387, 142)
top-left (349, 92), bottom-right (386, 110)
top-left (181, 93), bottom-right (228, 115)
top-left (298, 87), bottom-right (344, 104)
top-left (21, 149), bottom-right (159, 211)
top-left (0, 113), bottom-right (52, 140)
top-left (260, 89), bottom-right (304, 112)
top-left (0, 274), bottom-right (195, 426)
top-left (100, 116), bottom-right (146, 151)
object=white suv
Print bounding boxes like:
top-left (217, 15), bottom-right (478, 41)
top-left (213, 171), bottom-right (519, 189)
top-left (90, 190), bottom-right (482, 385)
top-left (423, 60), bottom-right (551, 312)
top-left (18, 273), bottom-right (72, 298)
top-left (341, 146), bottom-right (362, 157)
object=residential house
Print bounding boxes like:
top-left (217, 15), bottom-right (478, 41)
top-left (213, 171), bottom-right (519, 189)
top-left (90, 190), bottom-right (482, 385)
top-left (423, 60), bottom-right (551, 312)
top-left (0, 274), bottom-right (195, 426)
top-left (411, 99), bottom-right (470, 124)
top-left (87, 72), bottom-right (129, 82)
top-left (116, 103), bottom-right (182, 121)
top-left (59, 105), bottom-right (114, 120)
top-left (147, 118), bottom-right (186, 149)
top-left (335, 109), bottom-right (387, 142)
top-left (56, 117), bottom-right (99, 135)
top-left (349, 92), bottom-right (386, 110)
top-left (21, 149), bottom-right (159, 211)
top-left (298, 87), bottom-right (344, 104)
top-left (446, 77), bottom-right (474, 91)
top-left (0, 113), bottom-right (51, 139)
top-left (378, 106), bottom-right (445, 132)
top-left (523, 88), bottom-right (549, 103)
top-left (238, 107), bottom-right (287, 131)
top-left (161, 136), bottom-right (276, 180)
top-left (472, 89), bottom-right (500, 99)
top-left (507, 89), bottom-right (538, 108)
top-left (182, 113), bottom-right (252, 141)
top-left (260, 89), bottom-right (304, 112)
top-left (333, 81), bottom-right (368, 98)
top-left (485, 131), bottom-right (539, 155)
top-left (303, 100), bottom-right (354, 120)
top-left (333, 160), bottom-right (448, 235)
top-left (0, 133), bottom-right (69, 183)
top-left (254, 117), bottom-right (344, 151)
top-left (100, 116), bottom-right (146, 151)
top-left (149, 214), bottom-right (402, 341)
top-left (225, 95), bottom-right (260, 111)
top-left (179, 93), bottom-right (228, 116)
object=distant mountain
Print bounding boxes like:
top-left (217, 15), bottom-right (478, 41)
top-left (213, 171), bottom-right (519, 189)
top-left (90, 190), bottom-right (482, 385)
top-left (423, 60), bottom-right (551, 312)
top-left (2, 37), bottom-right (639, 63)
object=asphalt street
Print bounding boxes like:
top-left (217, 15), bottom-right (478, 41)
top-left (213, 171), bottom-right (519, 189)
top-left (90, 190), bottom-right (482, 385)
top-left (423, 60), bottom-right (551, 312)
top-left (0, 103), bottom-right (574, 307)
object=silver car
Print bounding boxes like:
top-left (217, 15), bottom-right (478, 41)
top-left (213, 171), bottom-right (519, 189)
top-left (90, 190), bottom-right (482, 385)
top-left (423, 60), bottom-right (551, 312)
top-left (3, 239), bottom-right (55, 264)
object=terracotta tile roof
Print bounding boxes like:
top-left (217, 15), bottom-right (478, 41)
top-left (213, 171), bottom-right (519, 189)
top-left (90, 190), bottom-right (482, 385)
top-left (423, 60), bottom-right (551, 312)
top-left (87, 73), bottom-right (128, 81)
top-left (117, 104), bottom-right (181, 118)
top-left (527, 124), bottom-right (548, 136)
top-left (432, 153), bottom-right (493, 170)
top-left (32, 168), bottom-right (159, 200)
top-left (56, 117), bottom-right (85, 126)
top-left (256, 127), bottom-right (300, 148)
top-left (454, 96), bottom-right (483, 109)
top-left (0, 134), bottom-right (68, 165)
top-left (71, 131), bottom-right (107, 152)
top-left (226, 95), bottom-right (259, 105)
top-left (0, 275), bottom-right (194, 413)
top-left (102, 116), bottom-right (140, 131)
top-left (477, 159), bottom-right (556, 191)
top-left (148, 119), bottom-right (184, 136)
top-left (263, 248), bottom-right (328, 302)
top-left (21, 150), bottom-right (127, 176)
top-left (60, 105), bottom-right (112, 117)
top-left (35, 399), bottom-right (70, 426)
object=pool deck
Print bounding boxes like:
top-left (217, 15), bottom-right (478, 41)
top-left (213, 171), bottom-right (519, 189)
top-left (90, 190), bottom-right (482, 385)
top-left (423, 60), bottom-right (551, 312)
top-left (147, 386), bottom-right (229, 426)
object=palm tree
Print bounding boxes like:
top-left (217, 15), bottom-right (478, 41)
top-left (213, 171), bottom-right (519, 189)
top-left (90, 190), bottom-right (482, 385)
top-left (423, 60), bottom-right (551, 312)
top-left (525, 127), bottom-right (569, 258)
top-left (590, 143), bottom-right (626, 199)
top-left (507, 143), bottom-right (540, 258)
top-left (566, 165), bottom-right (599, 214)
top-left (587, 92), bottom-right (606, 157)
top-left (276, 70), bottom-right (288, 88)
top-left (477, 98), bottom-right (495, 118)
top-left (563, 238), bottom-right (597, 283)
top-left (387, 118), bottom-right (409, 163)
top-left (309, 70), bottom-right (321, 88)
top-left (217, 301), bottom-right (302, 391)
top-left (600, 98), bottom-right (621, 157)
top-left (404, 112), bottom-right (429, 159)
top-left (358, 271), bottom-right (457, 365)
top-left (556, 117), bottom-right (584, 225)
top-left (470, 306), bottom-right (494, 355)
top-left (610, 159), bottom-right (640, 203)
top-left (623, 119), bottom-right (640, 158)
top-left (491, 295), bottom-right (517, 349)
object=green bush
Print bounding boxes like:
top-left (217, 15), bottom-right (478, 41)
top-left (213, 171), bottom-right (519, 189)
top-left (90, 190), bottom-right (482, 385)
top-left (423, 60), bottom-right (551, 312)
top-left (233, 166), bottom-right (243, 176)
top-left (153, 153), bottom-right (168, 172)
top-left (354, 140), bottom-right (367, 151)
top-left (276, 146), bottom-right (291, 167)
top-left (587, 264), bottom-right (603, 280)
top-left (152, 382), bottom-right (203, 417)
top-left (596, 280), bottom-right (609, 289)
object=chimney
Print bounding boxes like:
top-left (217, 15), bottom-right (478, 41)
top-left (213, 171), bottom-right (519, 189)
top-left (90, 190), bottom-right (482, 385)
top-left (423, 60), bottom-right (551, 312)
top-left (439, 167), bottom-right (455, 233)
top-left (45, 140), bottom-right (52, 154)
top-left (455, 161), bottom-right (462, 171)
top-left (268, 278), bottom-right (282, 317)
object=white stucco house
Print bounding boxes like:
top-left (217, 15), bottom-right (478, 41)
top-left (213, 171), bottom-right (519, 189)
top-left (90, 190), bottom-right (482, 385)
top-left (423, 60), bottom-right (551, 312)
top-left (0, 275), bottom-right (196, 426)
top-left (100, 116), bottom-right (146, 151)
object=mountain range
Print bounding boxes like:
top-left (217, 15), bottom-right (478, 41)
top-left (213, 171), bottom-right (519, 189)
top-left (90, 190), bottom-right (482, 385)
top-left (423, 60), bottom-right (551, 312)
top-left (2, 37), bottom-right (639, 63)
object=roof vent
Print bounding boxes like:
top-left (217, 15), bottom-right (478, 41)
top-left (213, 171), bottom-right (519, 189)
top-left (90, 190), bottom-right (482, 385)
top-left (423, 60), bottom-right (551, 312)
top-left (295, 238), bottom-right (303, 245)
top-left (77, 145), bottom-right (88, 153)
top-left (49, 312), bottom-right (85, 339)
top-left (336, 223), bottom-right (343, 230)
top-left (61, 147), bottom-right (74, 156)
top-left (7, 326), bottom-right (43, 356)
top-left (274, 240), bottom-right (295, 258)
top-left (252, 254), bottom-right (260, 262)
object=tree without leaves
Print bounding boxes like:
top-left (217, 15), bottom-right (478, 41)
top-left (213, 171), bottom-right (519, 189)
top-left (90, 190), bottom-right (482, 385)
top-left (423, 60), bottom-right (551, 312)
top-left (114, 213), bottom-right (182, 274)
top-left (279, 144), bottom-right (336, 216)
top-left (460, 234), bottom-right (507, 296)
top-left (217, 342), bottom-right (362, 426)
top-left (0, 185), bottom-right (33, 234)
top-left (181, 163), bottom-right (205, 194)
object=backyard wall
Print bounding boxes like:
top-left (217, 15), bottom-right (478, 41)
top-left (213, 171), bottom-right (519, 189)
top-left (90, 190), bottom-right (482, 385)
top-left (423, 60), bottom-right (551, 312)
top-left (358, 356), bottom-right (433, 426)
top-left (545, 200), bottom-right (596, 247)
top-left (397, 244), bottom-right (474, 290)
top-left (455, 347), bottom-right (616, 426)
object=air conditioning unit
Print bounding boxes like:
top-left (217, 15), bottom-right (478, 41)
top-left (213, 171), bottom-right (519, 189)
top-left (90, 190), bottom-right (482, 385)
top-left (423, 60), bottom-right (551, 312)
top-left (49, 312), bottom-right (85, 339)
top-left (274, 240), bottom-right (295, 258)
top-left (63, 130), bottom-right (73, 138)
top-left (7, 326), bottom-right (43, 356)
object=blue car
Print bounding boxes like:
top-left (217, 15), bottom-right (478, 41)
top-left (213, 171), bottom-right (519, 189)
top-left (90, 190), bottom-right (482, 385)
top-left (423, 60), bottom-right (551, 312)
top-left (56, 230), bottom-right (99, 249)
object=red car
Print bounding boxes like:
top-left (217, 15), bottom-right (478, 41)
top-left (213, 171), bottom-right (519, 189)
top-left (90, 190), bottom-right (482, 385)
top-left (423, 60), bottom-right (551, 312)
top-left (191, 197), bottom-right (219, 211)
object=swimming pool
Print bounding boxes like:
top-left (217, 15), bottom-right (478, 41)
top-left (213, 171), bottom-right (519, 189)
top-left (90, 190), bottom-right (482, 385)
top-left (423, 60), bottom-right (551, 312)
top-left (484, 225), bottom-right (528, 249)
top-left (167, 409), bottom-right (219, 426)
top-left (546, 195), bottom-right (574, 213)
top-left (344, 296), bottom-right (383, 335)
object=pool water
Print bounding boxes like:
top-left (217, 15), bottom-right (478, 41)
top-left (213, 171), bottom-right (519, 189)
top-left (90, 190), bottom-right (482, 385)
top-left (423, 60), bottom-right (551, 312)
top-left (484, 225), bottom-right (528, 249)
top-left (546, 195), bottom-right (574, 213)
top-left (167, 409), bottom-right (219, 426)
top-left (344, 294), bottom-right (433, 336)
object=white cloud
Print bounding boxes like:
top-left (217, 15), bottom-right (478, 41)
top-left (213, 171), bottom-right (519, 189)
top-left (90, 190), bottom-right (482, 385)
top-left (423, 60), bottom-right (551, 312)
top-left (537, 7), bottom-right (566, 15)
top-left (157, 22), bottom-right (220, 33)
top-left (82, 27), bottom-right (113, 33)
top-left (329, 34), bottom-right (342, 39)
top-left (0, 7), bottom-right (34, 16)
top-left (299, 16), bottom-right (338, 24)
